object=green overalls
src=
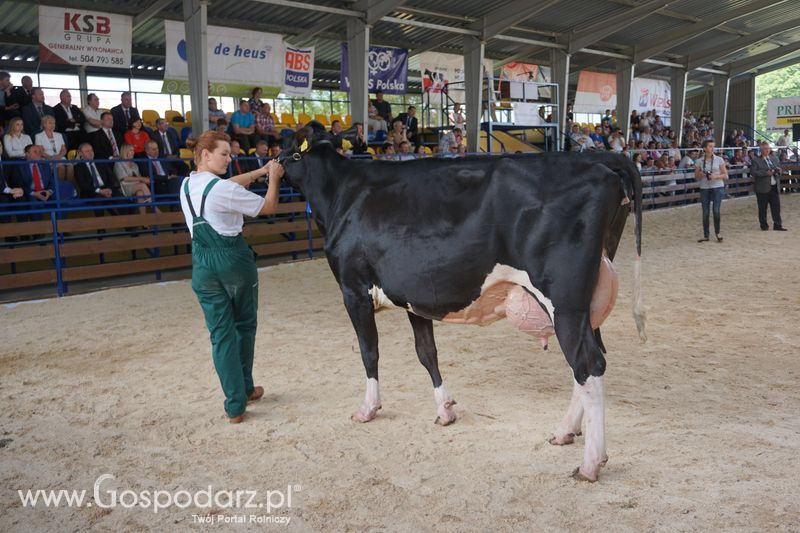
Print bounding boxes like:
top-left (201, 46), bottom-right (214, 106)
top-left (184, 178), bottom-right (259, 419)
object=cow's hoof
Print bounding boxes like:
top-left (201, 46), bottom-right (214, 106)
top-left (351, 404), bottom-right (381, 423)
top-left (434, 400), bottom-right (457, 426)
top-left (549, 433), bottom-right (576, 445)
top-left (571, 466), bottom-right (599, 483)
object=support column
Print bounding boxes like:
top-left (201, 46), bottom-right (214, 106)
top-left (712, 73), bottom-right (730, 147)
top-left (78, 66), bottom-right (88, 109)
top-left (670, 67), bottom-right (687, 146)
top-left (616, 59), bottom-right (634, 141)
top-left (183, 0), bottom-right (208, 138)
top-left (463, 35), bottom-right (484, 153)
top-left (347, 18), bottom-right (370, 127)
top-left (549, 48), bottom-right (570, 148)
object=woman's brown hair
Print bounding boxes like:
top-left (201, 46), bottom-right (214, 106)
top-left (191, 131), bottom-right (229, 166)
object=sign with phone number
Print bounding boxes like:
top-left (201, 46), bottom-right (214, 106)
top-left (38, 5), bottom-right (132, 68)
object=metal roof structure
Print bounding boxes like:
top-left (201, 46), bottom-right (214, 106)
top-left (1, 0), bottom-right (799, 92)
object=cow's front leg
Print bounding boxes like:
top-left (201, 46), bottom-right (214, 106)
top-left (549, 380), bottom-right (583, 445)
top-left (407, 313), bottom-right (457, 425)
top-left (572, 376), bottom-right (607, 482)
top-left (342, 289), bottom-right (382, 422)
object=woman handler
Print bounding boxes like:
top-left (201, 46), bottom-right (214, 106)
top-left (180, 131), bottom-right (284, 423)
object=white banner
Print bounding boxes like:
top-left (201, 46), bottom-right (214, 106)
top-left (163, 20), bottom-right (285, 97)
top-left (766, 96), bottom-right (800, 132)
top-left (282, 46), bottom-right (314, 97)
top-left (419, 52), bottom-right (493, 96)
top-left (38, 5), bottom-right (131, 68)
top-left (631, 77), bottom-right (671, 126)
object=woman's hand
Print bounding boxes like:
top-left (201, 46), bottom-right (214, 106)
top-left (266, 159), bottom-right (284, 181)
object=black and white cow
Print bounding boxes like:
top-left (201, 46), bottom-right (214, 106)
top-left (277, 122), bottom-right (645, 481)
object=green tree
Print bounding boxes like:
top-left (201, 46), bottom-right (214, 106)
top-left (755, 64), bottom-right (800, 140)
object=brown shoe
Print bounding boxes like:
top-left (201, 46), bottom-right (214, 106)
top-left (247, 386), bottom-right (264, 402)
top-left (228, 413), bottom-right (245, 424)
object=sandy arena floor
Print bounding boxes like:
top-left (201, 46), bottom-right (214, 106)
top-left (1, 194), bottom-right (799, 532)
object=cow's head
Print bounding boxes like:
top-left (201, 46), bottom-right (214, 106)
top-left (276, 120), bottom-right (339, 195)
top-left (276, 120), bottom-right (334, 165)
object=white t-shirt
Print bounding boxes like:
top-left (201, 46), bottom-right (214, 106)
top-left (84, 106), bottom-right (102, 133)
top-left (180, 171), bottom-right (265, 237)
top-left (35, 131), bottom-right (66, 158)
top-left (694, 155), bottom-right (726, 189)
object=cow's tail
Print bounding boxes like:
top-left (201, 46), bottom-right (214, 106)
top-left (632, 167), bottom-right (647, 342)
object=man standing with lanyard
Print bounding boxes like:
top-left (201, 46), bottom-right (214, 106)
top-left (750, 141), bottom-right (787, 232)
top-left (181, 131), bottom-right (284, 424)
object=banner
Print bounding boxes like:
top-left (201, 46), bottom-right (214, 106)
top-left (499, 62), bottom-right (551, 100)
top-left (163, 20), bottom-right (284, 97)
top-left (418, 52), bottom-right (494, 96)
top-left (631, 77), bottom-right (671, 125)
top-left (340, 44), bottom-right (408, 94)
top-left (38, 5), bottom-right (131, 68)
top-left (766, 97), bottom-right (800, 132)
top-left (574, 71), bottom-right (617, 113)
top-left (283, 46), bottom-right (314, 97)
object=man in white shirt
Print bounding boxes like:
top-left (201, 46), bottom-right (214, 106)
top-left (776, 129), bottom-right (791, 147)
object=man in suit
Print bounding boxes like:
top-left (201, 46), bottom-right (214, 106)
top-left (1, 147), bottom-right (25, 225)
top-left (750, 141), bottom-right (787, 231)
top-left (0, 71), bottom-right (23, 120)
top-left (150, 118), bottom-right (189, 175)
top-left (53, 89), bottom-right (86, 150)
top-left (21, 88), bottom-right (55, 137)
top-left (11, 144), bottom-right (55, 203)
top-left (110, 91), bottom-right (141, 138)
top-left (137, 140), bottom-right (182, 198)
top-left (395, 105), bottom-right (419, 146)
top-left (90, 112), bottom-right (123, 160)
top-left (74, 143), bottom-right (123, 215)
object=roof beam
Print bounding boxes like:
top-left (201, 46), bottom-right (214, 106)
top-left (410, 35), bottom-right (460, 57)
top-left (366, 0), bottom-right (407, 25)
top-left (728, 41), bottom-right (800, 77)
top-left (248, 0), bottom-right (362, 17)
top-left (686, 17), bottom-right (800, 70)
top-left (133, 0), bottom-right (177, 30)
top-left (467, 0), bottom-right (563, 40)
top-left (633, 0), bottom-right (784, 63)
top-left (565, 0), bottom-right (671, 55)
top-left (748, 54), bottom-right (800, 77)
top-left (288, 14), bottom-right (339, 44)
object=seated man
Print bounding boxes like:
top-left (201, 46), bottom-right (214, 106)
top-left (249, 140), bottom-right (271, 170)
top-left (208, 98), bottom-right (226, 131)
top-left (110, 91), bottom-right (141, 138)
top-left (21, 88), bottom-right (55, 137)
top-left (137, 140), bottom-right (182, 198)
top-left (254, 102), bottom-right (281, 146)
top-left (229, 99), bottom-right (257, 152)
top-left (395, 105), bottom-right (419, 146)
top-left (90, 112), bottom-right (123, 160)
top-left (10, 145), bottom-right (56, 215)
top-left (73, 142), bottom-right (124, 215)
top-left (150, 118), bottom-right (189, 175)
top-left (330, 120), bottom-right (353, 153)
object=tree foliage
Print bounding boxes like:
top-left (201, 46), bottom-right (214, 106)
top-left (755, 64), bottom-right (800, 139)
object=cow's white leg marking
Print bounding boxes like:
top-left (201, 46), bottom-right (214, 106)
top-left (550, 380), bottom-right (584, 445)
top-left (573, 376), bottom-right (608, 482)
top-left (352, 378), bottom-right (381, 423)
top-left (434, 384), bottom-right (457, 426)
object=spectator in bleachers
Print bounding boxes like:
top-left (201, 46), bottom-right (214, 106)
top-left (381, 142), bottom-right (397, 160)
top-left (254, 102), bottom-right (280, 146)
top-left (397, 141), bottom-right (414, 161)
top-left (17, 76), bottom-right (34, 106)
top-left (215, 118), bottom-right (228, 136)
top-left (124, 118), bottom-right (149, 156)
top-left (330, 120), bottom-right (352, 153)
top-left (151, 118), bottom-right (189, 175)
top-left (367, 100), bottom-right (387, 133)
top-left (91, 112), bottom-right (122, 160)
top-left (450, 102), bottom-right (465, 131)
top-left (10, 144), bottom-right (55, 211)
top-left (21, 88), bottom-right (54, 137)
top-left (608, 128), bottom-right (626, 152)
top-left (83, 93), bottom-right (103, 134)
top-left (248, 87), bottom-right (264, 114)
top-left (138, 139), bottom-right (181, 198)
top-left (3, 117), bottom-right (32, 159)
top-left (438, 127), bottom-right (463, 154)
top-left (641, 157), bottom-right (657, 174)
top-left (74, 142), bottom-right (124, 212)
top-left (249, 140), bottom-right (270, 170)
top-left (0, 152), bottom-right (24, 222)
top-left (387, 118), bottom-right (409, 153)
top-left (53, 89), bottom-right (85, 150)
top-left (679, 148), bottom-right (698, 169)
top-left (114, 143), bottom-right (151, 215)
top-left (589, 126), bottom-right (606, 150)
top-left (396, 105), bottom-right (419, 146)
top-left (268, 144), bottom-right (281, 159)
top-left (229, 100), bottom-right (257, 152)
top-left (110, 91), bottom-right (141, 138)
top-left (631, 152), bottom-right (642, 172)
top-left (569, 125), bottom-right (590, 152)
top-left (351, 122), bottom-right (368, 155)
top-left (0, 71), bottom-right (23, 121)
top-left (414, 144), bottom-right (427, 157)
top-left (371, 91), bottom-right (392, 124)
top-left (228, 139), bottom-right (247, 176)
top-left (776, 129), bottom-right (791, 148)
top-left (208, 98), bottom-right (226, 131)
top-left (35, 115), bottom-right (67, 179)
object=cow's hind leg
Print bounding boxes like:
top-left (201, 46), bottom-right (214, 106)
top-left (407, 312), bottom-right (456, 425)
top-left (342, 289), bottom-right (382, 422)
top-left (549, 380), bottom-right (583, 445)
top-left (554, 311), bottom-right (608, 482)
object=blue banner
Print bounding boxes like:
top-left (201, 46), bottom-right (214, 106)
top-left (340, 44), bottom-right (408, 95)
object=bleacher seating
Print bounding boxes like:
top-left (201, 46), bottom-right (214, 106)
top-left (142, 109), bottom-right (160, 127)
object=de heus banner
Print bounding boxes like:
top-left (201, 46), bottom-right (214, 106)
top-left (340, 44), bottom-right (408, 94)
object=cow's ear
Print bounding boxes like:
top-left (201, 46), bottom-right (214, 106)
top-left (294, 129), bottom-right (308, 151)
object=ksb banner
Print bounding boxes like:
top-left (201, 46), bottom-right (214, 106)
top-left (632, 77), bottom-right (671, 125)
top-left (574, 71), bottom-right (617, 113)
top-left (340, 44), bottom-right (408, 94)
top-left (418, 52), bottom-right (494, 96)
top-left (282, 46), bottom-right (314, 97)
top-left (163, 20), bottom-right (284, 97)
top-left (766, 96), bottom-right (800, 132)
top-left (38, 5), bottom-right (131, 68)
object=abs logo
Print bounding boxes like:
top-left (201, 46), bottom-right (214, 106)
top-left (63, 12), bottom-right (111, 35)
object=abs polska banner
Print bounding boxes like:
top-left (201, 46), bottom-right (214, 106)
top-left (38, 5), bottom-right (131, 68)
top-left (282, 46), bottom-right (314, 97)
top-left (340, 44), bottom-right (408, 94)
top-left (766, 97), bottom-right (800, 132)
top-left (163, 20), bottom-right (284, 98)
